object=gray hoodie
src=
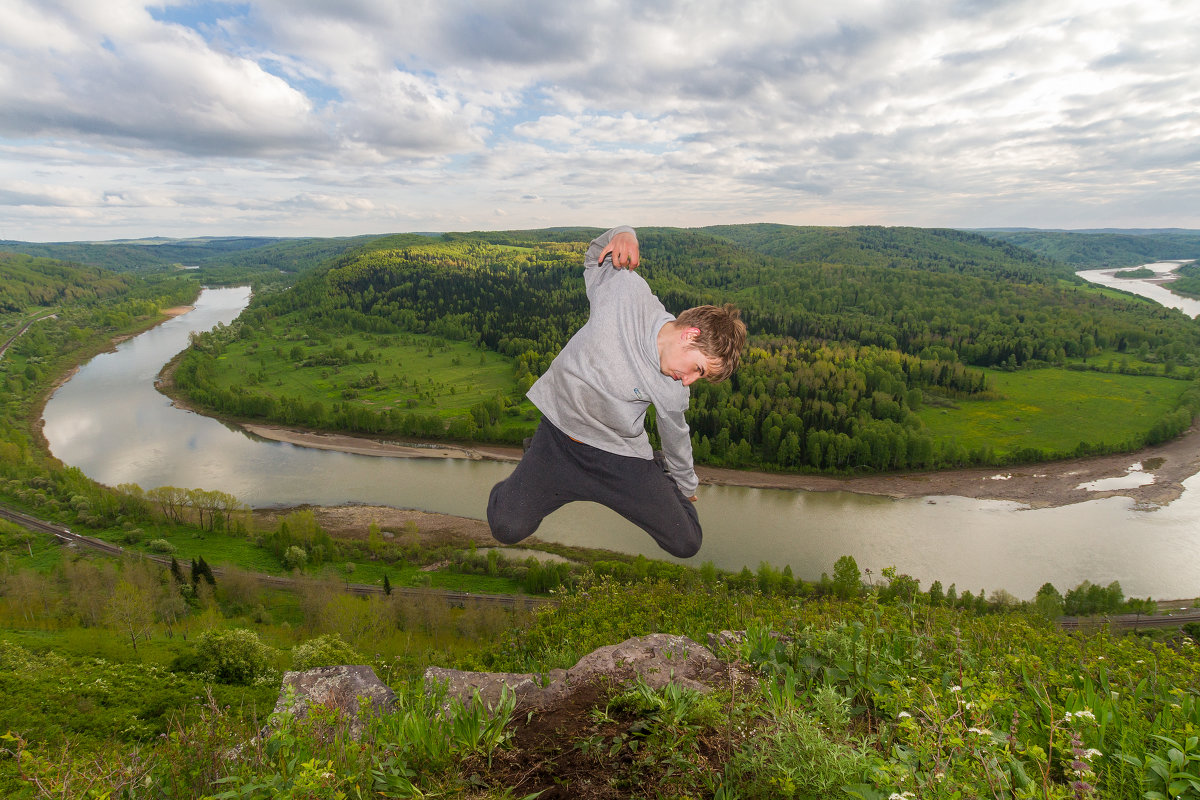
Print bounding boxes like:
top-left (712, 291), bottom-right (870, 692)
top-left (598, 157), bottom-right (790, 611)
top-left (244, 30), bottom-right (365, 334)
top-left (526, 226), bottom-right (699, 496)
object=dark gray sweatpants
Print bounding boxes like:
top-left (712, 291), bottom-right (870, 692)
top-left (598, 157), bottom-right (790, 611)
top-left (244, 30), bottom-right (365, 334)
top-left (487, 419), bottom-right (702, 558)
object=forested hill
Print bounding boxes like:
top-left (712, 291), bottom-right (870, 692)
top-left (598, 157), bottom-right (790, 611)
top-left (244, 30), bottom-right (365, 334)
top-left (251, 223), bottom-right (1180, 371)
top-left (0, 251), bottom-right (133, 312)
top-left (976, 229), bottom-right (1200, 268)
top-left (0, 235), bottom-right (390, 286)
top-left (701, 223), bottom-right (1077, 282)
top-left (240, 222), bottom-right (1200, 374)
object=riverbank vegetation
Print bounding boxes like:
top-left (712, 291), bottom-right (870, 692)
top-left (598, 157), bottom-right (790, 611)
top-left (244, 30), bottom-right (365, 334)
top-left (1172, 262), bottom-right (1200, 299)
top-left (170, 224), bottom-right (1200, 471)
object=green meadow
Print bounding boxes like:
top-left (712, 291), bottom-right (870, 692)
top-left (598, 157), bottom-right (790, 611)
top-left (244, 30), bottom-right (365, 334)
top-left (919, 366), bottom-right (1190, 458)
top-left (209, 321), bottom-right (531, 423)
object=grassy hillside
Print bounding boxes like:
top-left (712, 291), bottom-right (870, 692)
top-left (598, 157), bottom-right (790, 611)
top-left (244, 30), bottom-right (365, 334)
top-left (2, 541), bottom-right (1198, 799)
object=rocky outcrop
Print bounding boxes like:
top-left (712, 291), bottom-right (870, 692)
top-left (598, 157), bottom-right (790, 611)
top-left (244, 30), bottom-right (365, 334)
top-left (272, 632), bottom-right (760, 742)
top-left (270, 665), bottom-right (395, 740)
top-left (424, 633), bottom-right (754, 712)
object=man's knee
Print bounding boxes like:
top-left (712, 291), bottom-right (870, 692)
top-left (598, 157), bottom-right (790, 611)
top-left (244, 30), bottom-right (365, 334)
top-left (487, 484), bottom-right (536, 545)
top-left (660, 522), bottom-right (702, 559)
top-left (488, 513), bottom-right (535, 545)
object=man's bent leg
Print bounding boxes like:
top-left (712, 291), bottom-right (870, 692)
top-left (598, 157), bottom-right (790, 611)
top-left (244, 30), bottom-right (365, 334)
top-left (584, 450), bottom-right (703, 558)
top-left (487, 421), bottom-right (577, 544)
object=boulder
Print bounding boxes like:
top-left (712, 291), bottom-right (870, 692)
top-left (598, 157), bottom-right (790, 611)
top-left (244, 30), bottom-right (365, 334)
top-left (423, 633), bottom-right (753, 712)
top-left (424, 666), bottom-right (567, 711)
top-left (271, 665), bottom-right (395, 740)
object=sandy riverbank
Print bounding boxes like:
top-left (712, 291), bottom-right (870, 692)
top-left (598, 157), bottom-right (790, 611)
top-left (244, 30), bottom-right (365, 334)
top-left (238, 421), bottom-right (1200, 510)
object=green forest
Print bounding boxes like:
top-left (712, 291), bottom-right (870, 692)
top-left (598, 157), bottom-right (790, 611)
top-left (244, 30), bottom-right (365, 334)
top-left (170, 224), bottom-right (1200, 472)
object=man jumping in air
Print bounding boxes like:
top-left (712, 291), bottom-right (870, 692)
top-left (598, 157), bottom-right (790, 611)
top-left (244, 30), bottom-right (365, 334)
top-left (487, 225), bottom-right (746, 558)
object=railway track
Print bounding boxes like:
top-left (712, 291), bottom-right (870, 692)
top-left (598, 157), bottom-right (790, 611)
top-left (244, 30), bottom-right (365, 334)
top-left (0, 504), bottom-right (551, 609)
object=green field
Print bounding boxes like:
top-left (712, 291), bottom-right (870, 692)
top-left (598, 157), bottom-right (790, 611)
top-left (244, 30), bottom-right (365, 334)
top-left (208, 321), bottom-right (537, 437)
top-left (919, 366), bottom-right (1190, 457)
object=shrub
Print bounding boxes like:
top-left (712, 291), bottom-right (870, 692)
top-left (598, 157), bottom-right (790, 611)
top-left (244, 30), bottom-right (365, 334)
top-left (192, 628), bottom-right (275, 685)
top-left (148, 538), bottom-right (176, 554)
top-left (282, 545), bottom-right (308, 570)
top-left (290, 633), bottom-right (363, 671)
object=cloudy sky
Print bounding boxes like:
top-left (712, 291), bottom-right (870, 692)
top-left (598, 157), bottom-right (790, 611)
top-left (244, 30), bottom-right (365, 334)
top-left (1, 0), bottom-right (1197, 241)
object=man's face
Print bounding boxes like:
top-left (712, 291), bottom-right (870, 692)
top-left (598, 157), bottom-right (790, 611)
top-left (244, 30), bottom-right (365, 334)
top-left (659, 326), bottom-right (718, 387)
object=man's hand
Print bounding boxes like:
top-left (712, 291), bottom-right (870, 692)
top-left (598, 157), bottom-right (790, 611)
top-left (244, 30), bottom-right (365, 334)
top-left (687, 495), bottom-right (697, 503)
top-left (599, 231), bottom-right (640, 270)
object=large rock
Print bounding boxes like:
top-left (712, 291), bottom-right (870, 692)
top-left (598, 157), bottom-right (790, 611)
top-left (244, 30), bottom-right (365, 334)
top-left (424, 666), bottom-right (567, 710)
top-left (271, 665), bottom-right (395, 740)
top-left (424, 633), bottom-right (751, 712)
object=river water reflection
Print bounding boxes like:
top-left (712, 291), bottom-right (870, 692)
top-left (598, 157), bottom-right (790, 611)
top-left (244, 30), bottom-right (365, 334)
top-left (42, 286), bottom-right (1200, 600)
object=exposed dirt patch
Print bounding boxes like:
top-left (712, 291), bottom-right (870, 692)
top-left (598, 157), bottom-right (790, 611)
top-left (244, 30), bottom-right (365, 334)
top-left (485, 679), bottom-right (738, 799)
top-left (251, 504), bottom-right (496, 546)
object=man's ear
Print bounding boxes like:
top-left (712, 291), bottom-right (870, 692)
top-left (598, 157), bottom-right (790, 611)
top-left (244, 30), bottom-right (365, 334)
top-left (681, 326), bottom-right (701, 343)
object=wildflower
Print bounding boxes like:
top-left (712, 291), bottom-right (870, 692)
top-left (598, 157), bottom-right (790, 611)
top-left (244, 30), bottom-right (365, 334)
top-left (968, 727), bottom-right (993, 736)
top-left (897, 711), bottom-right (912, 719)
top-left (949, 685), bottom-right (962, 693)
top-left (1084, 748), bottom-right (1102, 759)
top-left (1064, 709), bottom-right (1096, 723)
top-left (889, 793), bottom-right (915, 800)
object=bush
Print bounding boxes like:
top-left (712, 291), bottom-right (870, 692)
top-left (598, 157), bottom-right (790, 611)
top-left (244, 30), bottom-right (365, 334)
top-left (282, 546), bottom-right (308, 570)
top-left (290, 633), bottom-right (363, 671)
top-left (192, 628), bottom-right (275, 685)
top-left (148, 538), bottom-right (176, 554)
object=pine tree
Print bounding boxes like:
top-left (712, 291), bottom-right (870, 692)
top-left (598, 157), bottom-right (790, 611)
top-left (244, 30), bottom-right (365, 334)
top-left (382, 574), bottom-right (392, 596)
top-left (170, 556), bottom-right (184, 585)
top-left (197, 555), bottom-right (216, 586)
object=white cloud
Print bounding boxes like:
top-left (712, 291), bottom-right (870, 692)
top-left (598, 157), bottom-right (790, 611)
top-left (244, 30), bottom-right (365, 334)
top-left (0, 0), bottom-right (1196, 239)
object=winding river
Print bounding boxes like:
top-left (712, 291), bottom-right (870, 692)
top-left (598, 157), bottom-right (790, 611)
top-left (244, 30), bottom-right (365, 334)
top-left (42, 281), bottom-right (1200, 600)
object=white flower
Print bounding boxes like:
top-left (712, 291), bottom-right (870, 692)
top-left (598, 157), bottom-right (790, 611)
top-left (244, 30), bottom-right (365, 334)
top-left (897, 711), bottom-right (912, 718)
top-left (949, 685), bottom-right (962, 693)
top-left (1064, 709), bottom-right (1096, 722)
top-left (968, 727), bottom-right (993, 736)
top-left (889, 793), bottom-right (915, 800)
top-left (1085, 748), bottom-right (1103, 759)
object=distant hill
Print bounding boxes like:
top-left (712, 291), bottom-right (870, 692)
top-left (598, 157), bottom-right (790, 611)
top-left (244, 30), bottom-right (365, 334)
top-left (700, 223), bottom-right (1077, 281)
top-left (0, 251), bottom-right (132, 312)
top-left (973, 229), bottom-right (1200, 268)
top-left (0, 235), bottom-right (389, 281)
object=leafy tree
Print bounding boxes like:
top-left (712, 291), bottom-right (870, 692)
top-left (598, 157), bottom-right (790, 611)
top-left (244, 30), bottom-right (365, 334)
top-left (192, 628), bottom-right (274, 685)
top-left (283, 546), bottom-right (308, 571)
top-left (831, 555), bottom-right (862, 600)
top-left (1033, 582), bottom-right (1065, 618)
top-left (105, 578), bottom-right (154, 652)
